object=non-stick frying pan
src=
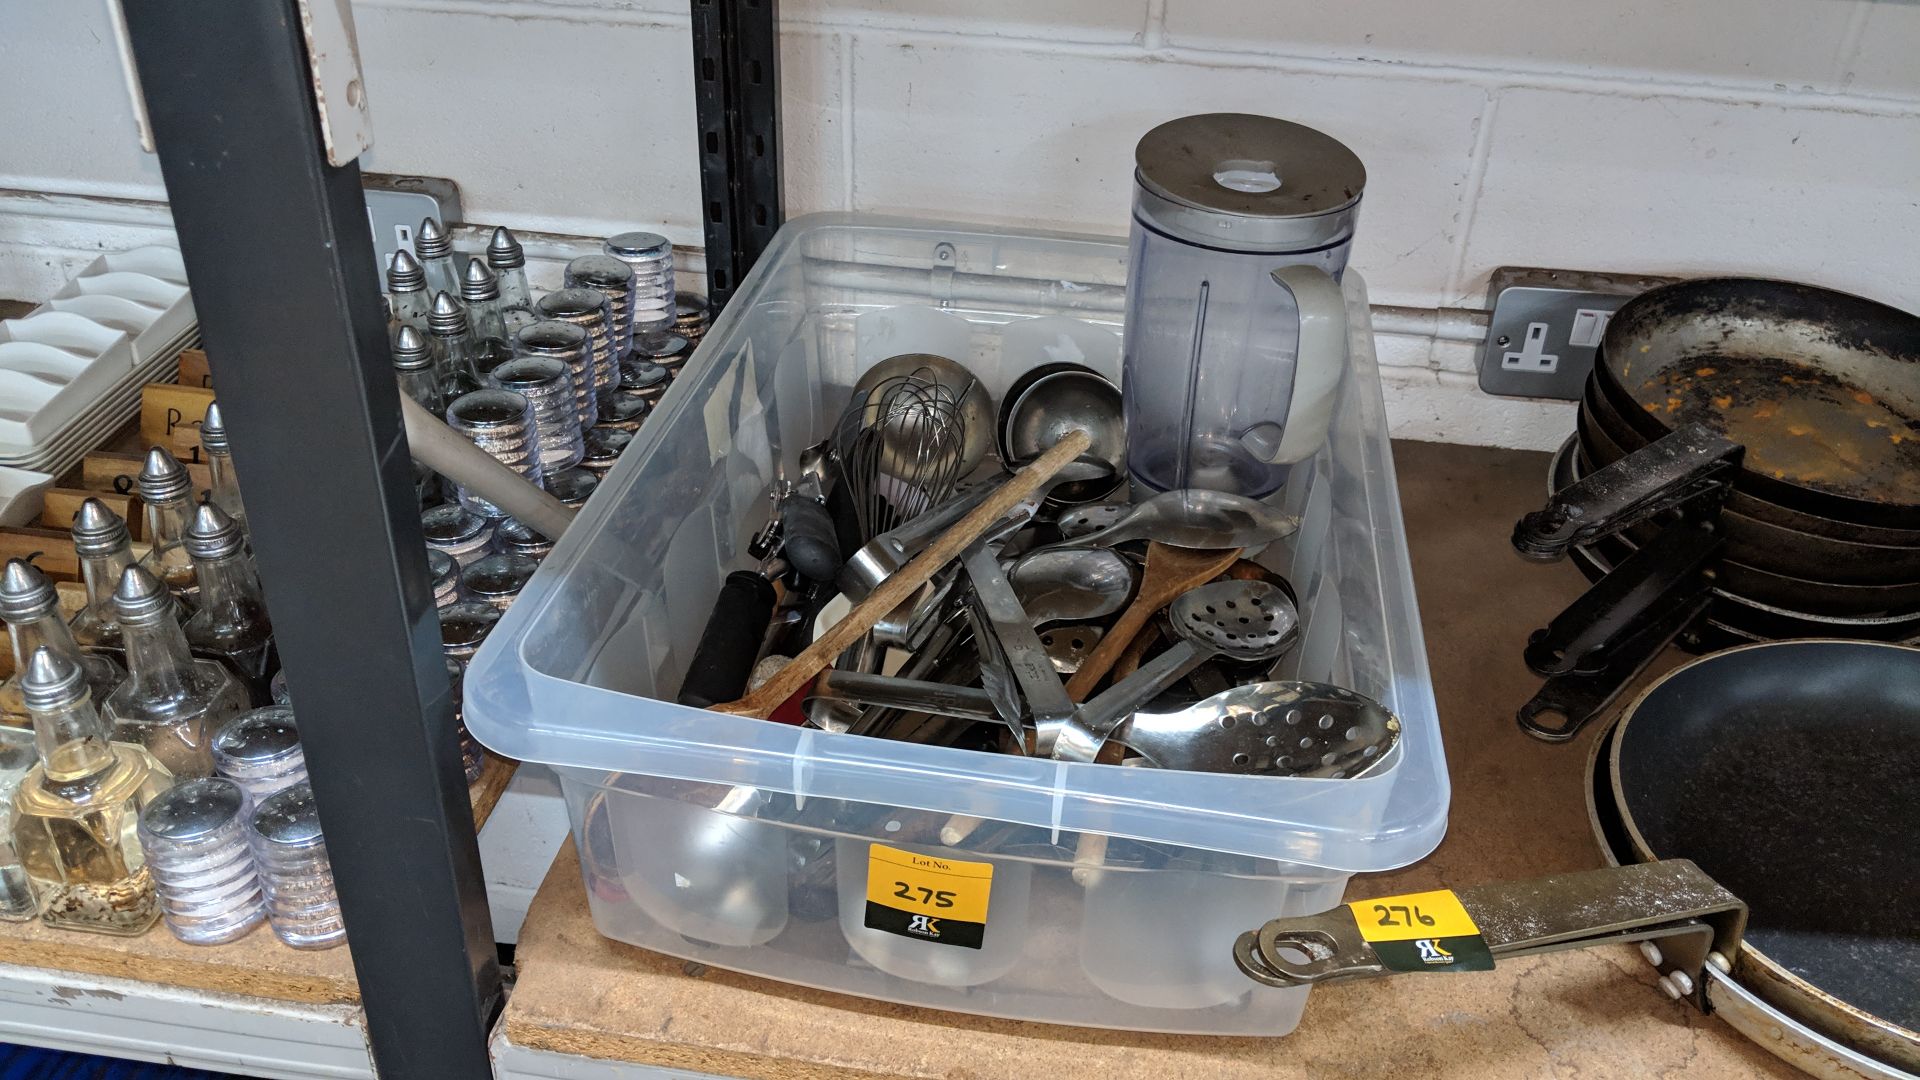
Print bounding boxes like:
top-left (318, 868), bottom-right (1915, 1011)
top-left (1237, 641), bottom-right (1920, 1079)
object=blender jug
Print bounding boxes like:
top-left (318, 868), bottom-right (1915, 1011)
top-left (1122, 113), bottom-right (1365, 497)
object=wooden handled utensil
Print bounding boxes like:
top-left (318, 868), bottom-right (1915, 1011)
top-left (1062, 542), bottom-right (1241, 702)
top-left (709, 429), bottom-right (1092, 719)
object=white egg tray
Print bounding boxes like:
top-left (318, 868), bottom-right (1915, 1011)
top-left (0, 246), bottom-right (197, 469)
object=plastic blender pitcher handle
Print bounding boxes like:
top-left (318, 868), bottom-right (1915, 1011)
top-left (1240, 265), bottom-right (1349, 465)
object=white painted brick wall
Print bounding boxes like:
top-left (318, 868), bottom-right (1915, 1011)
top-left (4, 0), bottom-right (1918, 448)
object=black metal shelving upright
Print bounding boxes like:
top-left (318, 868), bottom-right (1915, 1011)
top-left (118, 1), bottom-right (502, 1075)
top-left (107, 0), bottom-right (787, 1072)
top-left (692, 0), bottom-right (784, 308)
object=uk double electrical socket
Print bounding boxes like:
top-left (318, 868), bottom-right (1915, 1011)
top-left (1476, 267), bottom-right (1676, 401)
top-left (363, 174), bottom-right (462, 280)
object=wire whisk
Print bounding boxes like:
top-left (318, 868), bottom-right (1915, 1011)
top-left (832, 369), bottom-right (973, 543)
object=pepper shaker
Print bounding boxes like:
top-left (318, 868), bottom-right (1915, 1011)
top-left (565, 255), bottom-right (637, 364)
top-left (512, 320), bottom-right (598, 432)
top-left (534, 288), bottom-right (617, 404)
top-left (485, 356), bottom-right (583, 473)
top-left (444, 390), bottom-right (545, 519)
top-left (421, 504), bottom-right (495, 567)
top-left (248, 781), bottom-right (346, 949)
top-left (604, 232), bottom-right (675, 350)
top-left (212, 706), bottom-right (307, 807)
top-left (138, 777), bottom-right (267, 944)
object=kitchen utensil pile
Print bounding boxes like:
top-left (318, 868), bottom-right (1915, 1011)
top-left (677, 352), bottom-right (1401, 779)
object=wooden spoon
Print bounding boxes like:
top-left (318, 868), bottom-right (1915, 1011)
top-left (1062, 542), bottom-right (1241, 702)
top-left (710, 429), bottom-right (1091, 718)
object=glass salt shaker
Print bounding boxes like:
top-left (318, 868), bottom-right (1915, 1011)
top-left (445, 390), bottom-right (545, 519)
top-left (421, 504), bottom-right (495, 568)
top-left (512, 320), bottom-right (597, 432)
top-left (461, 553), bottom-right (538, 614)
top-left (212, 706), bottom-right (306, 808)
top-left (386, 249), bottom-right (431, 335)
top-left (103, 565), bottom-right (250, 780)
top-left (546, 467), bottom-right (598, 510)
top-left (487, 226), bottom-right (534, 316)
top-left (139, 446), bottom-right (199, 602)
top-left (428, 291), bottom-right (483, 400)
top-left (428, 548), bottom-right (462, 609)
top-left (604, 232), bottom-right (675, 350)
top-left (565, 255), bottom-right (636, 363)
top-left (414, 217), bottom-right (460, 300)
top-left (636, 331), bottom-right (694, 373)
top-left (619, 358), bottom-right (670, 404)
top-left (595, 392), bottom-right (647, 434)
top-left (485, 356), bottom-right (583, 473)
top-left (248, 781), bottom-right (346, 950)
top-left (534, 288), bottom-right (617, 404)
top-left (393, 323), bottom-right (442, 414)
top-left (494, 518), bottom-right (556, 562)
top-left (138, 777), bottom-right (267, 945)
top-left (461, 259), bottom-right (514, 376)
top-left (577, 427), bottom-right (632, 478)
top-left (182, 502), bottom-right (278, 703)
top-left (443, 659), bottom-right (484, 783)
top-left (675, 293), bottom-right (710, 344)
top-left (438, 604), bottom-right (500, 782)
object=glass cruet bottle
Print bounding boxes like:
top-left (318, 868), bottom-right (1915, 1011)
top-left (12, 647), bottom-right (172, 935)
top-left (182, 502), bottom-right (279, 703)
top-left (0, 559), bottom-right (125, 731)
top-left (102, 565), bottom-right (249, 779)
top-left (138, 446), bottom-right (200, 602)
top-left (69, 498), bottom-right (149, 658)
top-left (199, 400), bottom-right (249, 535)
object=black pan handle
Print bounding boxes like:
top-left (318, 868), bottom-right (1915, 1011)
top-left (780, 496), bottom-right (843, 583)
top-left (1513, 423), bottom-right (1743, 561)
top-left (1524, 523), bottom-right (1722, 677)
top-left (1517, 525), bottom-right (1721, 741)
top-left (677, 571), bottom-right (779, 708)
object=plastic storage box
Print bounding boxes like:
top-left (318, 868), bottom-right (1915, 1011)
top-left (466, 213), bottom-right (1447, 1035)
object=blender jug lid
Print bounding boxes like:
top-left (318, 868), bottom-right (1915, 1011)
top-left (1134, 113), bottom-right (1365, 251)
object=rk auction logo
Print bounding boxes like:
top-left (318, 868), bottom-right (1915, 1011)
top-left (907, 915), bottom-right (942, 938)
top-left (1414, 939), bottom-right (1454, 965)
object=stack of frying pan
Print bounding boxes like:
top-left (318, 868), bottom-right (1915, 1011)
top-left (1517, 277), bottom-right (1920, 736)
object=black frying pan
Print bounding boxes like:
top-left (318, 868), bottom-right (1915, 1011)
top-left (1603, 641), bottom-right (1920, 1072)
top-left (1581, 380), bottom-right (1920, 582)
top-left (1239, 641), bottom-right (1920, 1079)
top-left (1560, 437), bottom-right (1920, 617)
top-left (1595, 278), bottom-right (1920, 528)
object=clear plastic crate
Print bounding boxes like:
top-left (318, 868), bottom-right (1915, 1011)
top-left (466, 213), bottom-right (1447, 1034)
